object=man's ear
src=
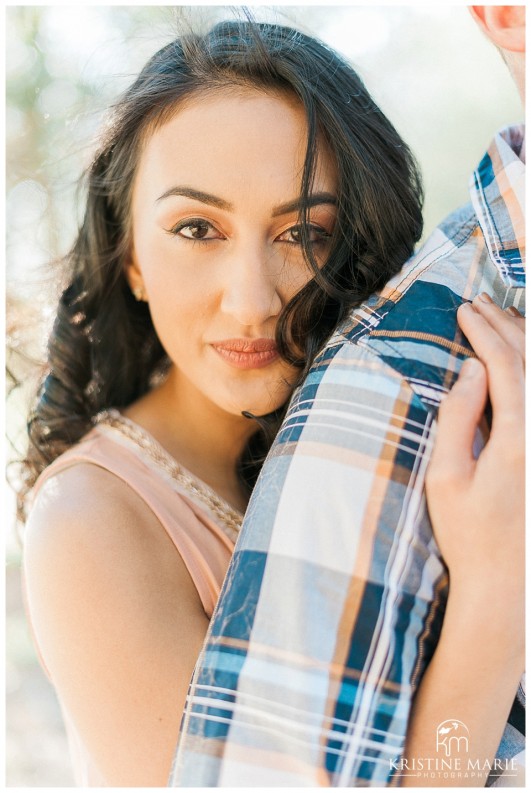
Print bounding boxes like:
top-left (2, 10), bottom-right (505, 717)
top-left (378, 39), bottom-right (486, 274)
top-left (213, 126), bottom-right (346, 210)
top-left (469, 6), bottom-right (525, 53)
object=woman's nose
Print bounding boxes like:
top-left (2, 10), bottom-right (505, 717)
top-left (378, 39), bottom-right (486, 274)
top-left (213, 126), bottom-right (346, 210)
top-left (220, 245), bottom-right (283, 327)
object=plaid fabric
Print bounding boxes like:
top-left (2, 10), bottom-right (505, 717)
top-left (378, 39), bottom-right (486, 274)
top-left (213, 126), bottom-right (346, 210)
top-left (170, 126), bottom-right (525, 786)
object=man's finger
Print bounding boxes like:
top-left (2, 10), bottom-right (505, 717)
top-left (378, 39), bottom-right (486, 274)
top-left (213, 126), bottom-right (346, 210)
top-left (428, 357), bottom-right (488, 485)
top-left (469, 294), bottom-right (525, 359)
top-left (457, 303), bottom-right (525, 435)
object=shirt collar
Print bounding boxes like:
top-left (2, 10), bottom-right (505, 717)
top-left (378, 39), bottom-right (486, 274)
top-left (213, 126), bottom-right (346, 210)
top-left (469, 125), bottom-right (525, 288)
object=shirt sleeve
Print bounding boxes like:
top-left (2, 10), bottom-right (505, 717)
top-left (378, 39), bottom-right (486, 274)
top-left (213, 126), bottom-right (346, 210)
top-left (170, 339), bottom-right (449, 787)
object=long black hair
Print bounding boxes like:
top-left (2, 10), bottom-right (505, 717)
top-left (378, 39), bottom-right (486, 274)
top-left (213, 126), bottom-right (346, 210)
top-left (19, 18), bottom-right (423, 518)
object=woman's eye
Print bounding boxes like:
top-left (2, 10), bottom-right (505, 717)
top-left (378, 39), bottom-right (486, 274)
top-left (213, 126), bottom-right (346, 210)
top-left (278, 225), bottom-right (330, 245)
top-left (169, 219), bottom-right (223, 241)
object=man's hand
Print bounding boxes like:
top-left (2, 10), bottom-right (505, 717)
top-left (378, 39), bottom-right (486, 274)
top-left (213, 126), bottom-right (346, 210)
top-left (426, 294), bottom-right (524, 628)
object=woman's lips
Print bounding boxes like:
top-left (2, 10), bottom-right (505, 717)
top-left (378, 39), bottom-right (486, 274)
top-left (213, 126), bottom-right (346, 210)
top-left (210, 338), bottom-right (279, 370)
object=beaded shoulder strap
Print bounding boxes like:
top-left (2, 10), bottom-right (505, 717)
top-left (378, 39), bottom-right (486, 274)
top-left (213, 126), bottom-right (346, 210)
top-left (94, 409), bottom-right (243, 544)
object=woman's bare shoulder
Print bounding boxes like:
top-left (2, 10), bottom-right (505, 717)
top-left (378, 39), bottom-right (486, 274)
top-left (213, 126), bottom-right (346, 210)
top-left (24, 461), bottom-right (207, 627)
top-left (26, 461), bottom-right (158, 547)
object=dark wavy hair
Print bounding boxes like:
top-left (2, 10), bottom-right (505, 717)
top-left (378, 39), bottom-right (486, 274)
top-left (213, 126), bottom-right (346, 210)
top-left (19, 18), bottom-right (423, 519)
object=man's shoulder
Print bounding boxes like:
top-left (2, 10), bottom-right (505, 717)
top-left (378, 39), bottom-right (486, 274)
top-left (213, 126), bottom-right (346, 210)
top-left (312, 202), bottom-right (485, 411)
top-left (301, 179), bottom-right (523, 413)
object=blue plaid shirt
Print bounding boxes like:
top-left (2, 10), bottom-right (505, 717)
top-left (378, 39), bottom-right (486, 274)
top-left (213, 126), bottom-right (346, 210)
top-left (170, 126), bottom-right (525, 786)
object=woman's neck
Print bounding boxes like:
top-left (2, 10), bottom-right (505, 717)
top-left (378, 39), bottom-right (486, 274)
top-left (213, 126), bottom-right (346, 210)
top-left (123, 367), bottom-right (257, 512)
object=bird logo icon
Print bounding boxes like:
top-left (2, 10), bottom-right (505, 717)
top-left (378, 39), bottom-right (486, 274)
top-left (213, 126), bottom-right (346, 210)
top-left (436, 720), bottom-right (470, 756)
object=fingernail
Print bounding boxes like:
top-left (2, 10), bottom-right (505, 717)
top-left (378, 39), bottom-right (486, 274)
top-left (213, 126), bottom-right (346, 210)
top-left (459, 357), bottom-right (482, 378)
top-left (506, 305), bottom-right (522, 317)
top-left (459, 301), bottom-right (476, 313)
top-left (476, 292), bottom-right (493, 304)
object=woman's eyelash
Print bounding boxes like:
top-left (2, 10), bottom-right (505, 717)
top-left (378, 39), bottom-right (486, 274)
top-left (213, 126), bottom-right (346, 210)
top-left (167, 218), bottom-right (220, 241)
top-left (279, 224), bottom-right (332, 245)
top-left (165, 220), bottom-right (332, 245)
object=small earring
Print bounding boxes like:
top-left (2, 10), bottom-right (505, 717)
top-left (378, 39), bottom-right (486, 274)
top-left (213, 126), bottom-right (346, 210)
top-left (132, 285), bottom-right (146, 302)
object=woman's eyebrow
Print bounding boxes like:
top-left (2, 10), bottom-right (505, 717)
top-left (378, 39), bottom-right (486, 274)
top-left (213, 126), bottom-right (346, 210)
top-left (272, 192), bottom-right (337, 217)
top-left (155, 186), bottom-right (337, 215)
top-left (156, 186), bottom-right (233, 210)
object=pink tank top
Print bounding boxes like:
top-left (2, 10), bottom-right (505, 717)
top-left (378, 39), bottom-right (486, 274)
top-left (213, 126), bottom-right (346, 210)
top-left (30, 408), bottom-right (241, 616)
top-left (25, 409), bottom-right (242, 786)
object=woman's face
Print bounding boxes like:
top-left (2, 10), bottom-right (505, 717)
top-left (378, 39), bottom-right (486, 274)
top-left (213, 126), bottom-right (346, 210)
top-left (127, 88), bottom-right (337, 418)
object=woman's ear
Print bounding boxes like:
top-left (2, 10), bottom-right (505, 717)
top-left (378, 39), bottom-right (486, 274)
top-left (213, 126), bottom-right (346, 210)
top-left (469, 6), bottom-right (525, 53)
top-left (124, 258), bottom-right (148, 303)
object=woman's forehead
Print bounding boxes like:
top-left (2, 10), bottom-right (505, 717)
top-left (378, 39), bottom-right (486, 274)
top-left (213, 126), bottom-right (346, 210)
top-left (133, 88), bottom-right (337, 206)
